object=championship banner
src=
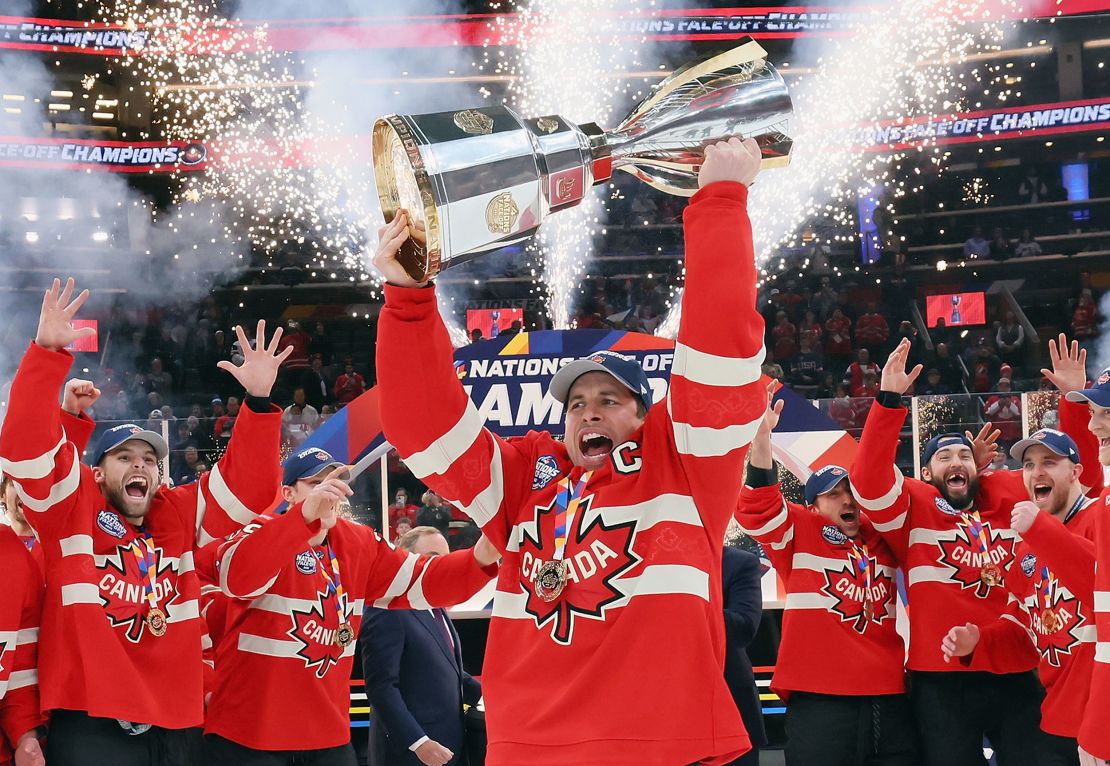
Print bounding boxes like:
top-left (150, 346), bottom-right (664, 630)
top-left (0, 136), bottom-right (210, 173)
top-left (2, 2), bottom-right (1108, 55)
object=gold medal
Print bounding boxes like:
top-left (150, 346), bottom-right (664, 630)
top-left (146, 607), bottom-right (167, 638)
top-left (980, 563), bottom-right (1002, 587)
top-left (335, 622), bottom-right (354, 648)
top-left (1040, 608), bottom-right (1061, 634)
top-left (535, 560), bottom-right (567, 602)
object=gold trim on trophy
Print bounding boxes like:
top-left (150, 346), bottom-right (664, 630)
top-left (485, 192), bottom-right (520, 235)
top-left (454, 109), bottom-right (494, 135)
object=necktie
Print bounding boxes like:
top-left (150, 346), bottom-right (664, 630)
top-left (434, 610), bottom-right (455, 654)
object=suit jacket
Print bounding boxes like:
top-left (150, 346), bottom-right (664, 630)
top-left (361, 607), bottom-right (481, 766)
top-left (722, 546), bottom-right (768, 748)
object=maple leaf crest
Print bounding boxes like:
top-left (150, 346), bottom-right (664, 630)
top-left (98, 542), bottom-right (181, 643)
top-left (518, 493), bottom-right (639, 645)
top-left (820, 555), bottom-right (895, 634)
top-left (287, 589), bottom-right (345, 679)
top-left (935, 520), bottom-right (1015, 599)
top-left (1031, 584), bottom-right (1087, 669)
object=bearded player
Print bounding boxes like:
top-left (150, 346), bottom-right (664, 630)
top-left (375, 137), bottom-right (766, 765)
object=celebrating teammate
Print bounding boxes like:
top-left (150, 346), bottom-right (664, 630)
top-left (375, 137), bottom-right (767, 765)
top-left (198, 447), bottom-right (500, 765)
top-left (0, 278), bottom-right (288, 765)
top-left (736, 383), bottom-right (916, 765)
top-left (849, 336), bottom-right (1100, 765)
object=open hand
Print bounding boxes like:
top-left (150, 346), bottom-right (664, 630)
top-left (1041, 333), bottom-right (1087, 394)
top-left (757, 381), bottom-right (784, 438)
top-left (941, 622), bottom-right (980, 662)
top-left (216, 320), bottom-right (292, 398)
top-left (880, 338), bottom-right (923, 396)
top-left (698, 136), bottom-right (761, 189)
top-left (35, 277), bottom-right (95, 352)
top-left (966, 421), bottom-right (1001, 471)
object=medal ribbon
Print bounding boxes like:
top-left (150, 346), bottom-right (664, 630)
top-left (552, 471), bottom-right (594, 562)
top-left (127, 528), bottom-right (160, 612)
top-left (848, 539), bottom-right (872, 604)
top-left (961, 509), bottom-right (992, 559)
top-left (316, 543), bottom-right (349, 627)
top-left (1039, 566), bottom-right (1056, 611)
top-left (21, 535), bottom-right (35, 552)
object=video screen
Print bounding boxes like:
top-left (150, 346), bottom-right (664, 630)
top-left (926, 292), bottom-right (986, 328)
top-left (466, 308), bottom-right (524, 340)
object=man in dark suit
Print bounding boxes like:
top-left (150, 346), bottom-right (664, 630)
top-left (361, 527), bottom-right (483, 766)
top-left (722, 544), bottom-right (767, 765)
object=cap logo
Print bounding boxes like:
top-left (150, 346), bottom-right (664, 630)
top-left (1035, 432), bottom-right (1047, 440)
top-left (821, 525), bottom-right (848, 546)
top-left (129, 427), bottom-right (142, 435)
top-left (1099, 370), bottom-right (1110, 386)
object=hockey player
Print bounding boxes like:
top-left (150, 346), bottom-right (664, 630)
top-left (736, 383), bottom-right (915, 765)
top-left (1061, 368), bottom-right (1110, 764)
top-left (0, 278), bottom-right (288, 765)
top-left (942, 429), bottom-right (1098, 765)
top-left (199, 449), bottom-right (500, 765)
top-left (849, 336), bottom-right (1100, 766)
top-left (375, 137), bottom-right (767, 765)
top-left (0, 520), bottom-right (45, 766)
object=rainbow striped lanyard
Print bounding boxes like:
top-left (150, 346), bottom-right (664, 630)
top-left (1039, 566), bottom-right (1057, 610)
top-left (847, 539), bottom-right (872, 596)
top-left (960, 509), bottom-right (991, 556)
top-left (316, 542), bottom-right (349, 626)
top-left (552, 471), bottom-right (594, 563)
top-left (20, 535), bottom-right (35, 552)
top-left (127, 528), bottom-right (160, 613)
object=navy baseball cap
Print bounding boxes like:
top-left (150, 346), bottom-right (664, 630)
top-left (922, 433), bottom-right (973, 465)
top-left (1009, 428), bottom-right (1080, 463)
top-left (549, 351), bottom-right (653, 413)
top-left (91, 424), bottom-right (169, 466)
top-left (804, 465), bottom-right (850, 505)
top-left (1065, 367), bottom-right (1110, 408)
top-left (282, 447), bottom-right (348, 486)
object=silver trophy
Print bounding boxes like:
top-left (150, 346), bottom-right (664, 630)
top-left (373, 37), bottom-right (792, 282)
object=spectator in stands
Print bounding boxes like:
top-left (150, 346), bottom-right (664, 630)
top-left (852, 369), bottom-right (880, 399)
top-left (789, 336), bottom-right (825, 389)
top-left (282, 386), bottom-right (319, 448)
top-left (772, 311), bottom-right (798, 364)
top-left (501, 319), bottom-right (523, 338)
top-left (1013, 228), bottom-right (1042, 258)
top-left (278, 319), bottom-right (311, 374)
top-left (930, 342), bottom-right (965, 392)
top-left (813, 277), bottom-right (838, 320)
top-left (798, 309), bottom-right (824, 353)
top-left (828, 383), bottom-right (862, 432)
top-left (1072, 289), bottom-right (1099, 344)
top-left (210, 397), bottom-right (225, 420)
top-left (392, 516), bottom-right (413, 543)
top-left (310, 321), bottom-right (334, 368)
top-left (919, 368), bottom-right (952, 396)
top-left (824, 307), bottom-right (853, 372)
top-left (988, 227), bottom-right (1011, 261)
top-left (214, 395), bottom-right (239, 445)
top-left (855, 302), bottom-right (890, 357)
top-left (1017, 166), bottom-right (1048, 204)
top-left (845, 348), bottom-right (880, 392)
top-left (995, 311), bottom-right (1025, 367)
top-left (963, 226), bottom-right (990, 259)
top-left (416, 490), bottom-right (452, 537)
top-left (318, 404), bottom-right (336, 424)
top-left (389, 488), bottom-right (420, 539)
top-left (300, 355), bottom-right (329, 410)
top-left (982, 378), bottom-right (1022, 447)
top-left (469, 328), bottom-right (483, 344)
top-left (172, 445), bottom-right (204, 486)
top-left (814, 371), bottom-right (838, 400)
top-left (334, 358), bottom-right (367, 405)
top-left (147, 357), bottom-right (173, 394)
top-left (969, 342), bottom-right (1002, 393)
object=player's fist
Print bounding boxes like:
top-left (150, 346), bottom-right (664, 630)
top-left (301, 470), bottom-right (352, 531)
top-left (372, 210), bottom-right (427, 289)
top-left (414, 739), bottom-right (454, 766)
top-left (1011, 500), bottom-right (1039, 535)
top-left (941, 622), bottom-right (980, 662)
top-left (14, 731), bottom-right (44, 766)
top-left (698, 136), bottom-right (761, 190)
top-left (62, 378), bottom-right (101, 415)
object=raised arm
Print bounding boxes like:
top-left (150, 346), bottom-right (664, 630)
top-left (849, 339), bottom-right (921, 535)
top-left (1042, 334), bottom-right (1104, 496)
top-left (374, 216), bottom-right (538, 550)
top-left (0, 279), bottom-right (98, 533)
top-left (666, 138), bottom-right (767, 536)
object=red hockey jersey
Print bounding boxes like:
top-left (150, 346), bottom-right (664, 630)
top-left (1080, 491), bottom-right (1110, 759)
top-left (199, 509), bottom-right (496, 750)
top-left (0, 342), bottom-right (282, 729)
top-left (736, 482), bottom-right (906, 699)
top-left (849, 397), bottom-right (1100, 673)
top-left (0, 525), bottom-right (44, 763)
top-left (378, 182), bottom-right (766, 766)
top-left (977, 505), bottom-right (1097, 738)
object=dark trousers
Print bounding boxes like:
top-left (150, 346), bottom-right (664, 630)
top-left (204, 734), bottom-right (357, 766)
top-left (46, 709), bottom-right (203, 766)
top-left (1040, 733), bottom-right (1081, 766)
top-left (911, 670), bottom-right (1045, 766)
top-left (723, 745), bottom-right (760, 765)
top-left (784, 691), bottom-right (919, 766)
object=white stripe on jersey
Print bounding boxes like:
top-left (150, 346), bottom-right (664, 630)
top-left (907, 565), bottom-right (957, 586)
top-left (60, 582), bottom-right (100, 606)
top-left (851, 470), bottom-right (904, 513)
top-left (207, 463), bottom-right (256, 525)
top-left (404, 399), bottom-right (484, 479)
top-left (0, 433), bottom-right (66, 479)
top-left (668, 397), bottom-right (762, 458)
top-left (672, 342), bottom-right (764, 387)
top-left (59, 534), bottom-right (93, 557)
top-left (372, 553), bottom-right (419, 608)
top-left (15, 449), bottom-right (81, 512)
top-left (737, 501), bottom-right (789, 538)
top-left (870, 511), bottom-right (908, 534)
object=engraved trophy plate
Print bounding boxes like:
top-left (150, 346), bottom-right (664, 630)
top-left (373, 37), bottom-right (793, 282)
